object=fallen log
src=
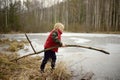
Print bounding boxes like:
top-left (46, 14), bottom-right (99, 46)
top-left (81, 72), bottom-right (94, 80)
top-left (10, 44), bottom-right (110, 62)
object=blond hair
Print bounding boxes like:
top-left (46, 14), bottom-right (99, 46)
top-left (54, 23), bottom-right (64, 31)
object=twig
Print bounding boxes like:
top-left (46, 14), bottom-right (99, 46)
top-left (10, 45), bottom-right (110, 62)
top-left (25, 33), bottom-right (37, 54)
top-left (66, 45), bottom-right (110, 54)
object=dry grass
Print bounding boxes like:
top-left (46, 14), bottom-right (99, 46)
top-left (0, 38), bottom-right (71, 80)
top-left (8, 41), bottom-right (24, 52)
top-left (0, 52), bottom-right (72, 80)
top-left (8, 39), bottom-right (29, 52)
top-left (0, 38), bottom-right (10, 44)
top-left (0, 38), bottom-right (28, 52)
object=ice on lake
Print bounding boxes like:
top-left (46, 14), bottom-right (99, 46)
top-left (1, 32), bottom-right (120, 80)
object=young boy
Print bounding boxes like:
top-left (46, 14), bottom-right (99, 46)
top-left (40, 23), bottom-right (65, 72)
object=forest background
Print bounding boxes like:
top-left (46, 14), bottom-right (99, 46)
top-left (0, 0), bottom-right (119, 33)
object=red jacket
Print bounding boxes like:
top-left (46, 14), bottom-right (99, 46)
top-left (44, 29), bottom-right (62, 52)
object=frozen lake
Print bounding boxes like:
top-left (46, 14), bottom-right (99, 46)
top-left (1, 33), bottom-right (120, 80)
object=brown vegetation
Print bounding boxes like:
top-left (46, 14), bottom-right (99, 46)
top-left (0, 52), bottom-right (71, 80)
top-left (0, 38), bottom-right (28, 52)
top-left (0, 38), bottom-right (10, 44)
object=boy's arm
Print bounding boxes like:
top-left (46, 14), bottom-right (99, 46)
top-left (52, 31), bottom-right (62, 46)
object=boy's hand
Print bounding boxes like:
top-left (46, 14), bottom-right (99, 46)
top-left (62, 43), bottom-right (66, 47)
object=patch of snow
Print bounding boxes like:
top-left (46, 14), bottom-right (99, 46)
top-left (31, 41), bottom-right (43, 51)
top-left (62, 33), bottom-right (120, 37)
top-left (70, 37), bottom-right (91, 44)
top-left (18, 40), bottom-right (44, 56)
top-left (102, 43), bottom-right (120, 54)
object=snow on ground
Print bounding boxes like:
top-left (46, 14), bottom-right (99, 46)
top-left (69, 37), bottom-right (91, 44)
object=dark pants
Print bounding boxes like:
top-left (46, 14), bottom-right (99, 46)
top-left (40, 50), bottom-right (56, 71)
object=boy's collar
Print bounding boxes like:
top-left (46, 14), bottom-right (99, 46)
top-left (53, 29), bottom-right (62, 34)
top-left (57, 29), bottom-right (62, 34)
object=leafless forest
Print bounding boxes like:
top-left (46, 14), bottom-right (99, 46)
top-left (0, 0), bottom-right (119, 33)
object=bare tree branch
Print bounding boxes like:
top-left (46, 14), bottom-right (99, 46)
top-left (10, 44), bottom-right (110, 62)
top-left (10, 32), bottom-right (110, 62)
top-left (25, 33), bottom-right (37, 54)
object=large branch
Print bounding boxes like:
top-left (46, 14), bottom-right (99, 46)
top-left (10, 45), bottom-right (110, 62)
top-left (66, 44), bottom-right (110, 54)
top-left (10, 33), bottom-right (110, 62)
top-left (25, 33), bottom-right (37, 54)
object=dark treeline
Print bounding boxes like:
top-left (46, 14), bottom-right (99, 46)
top-left (0, 0), bottom-right (119, 33)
